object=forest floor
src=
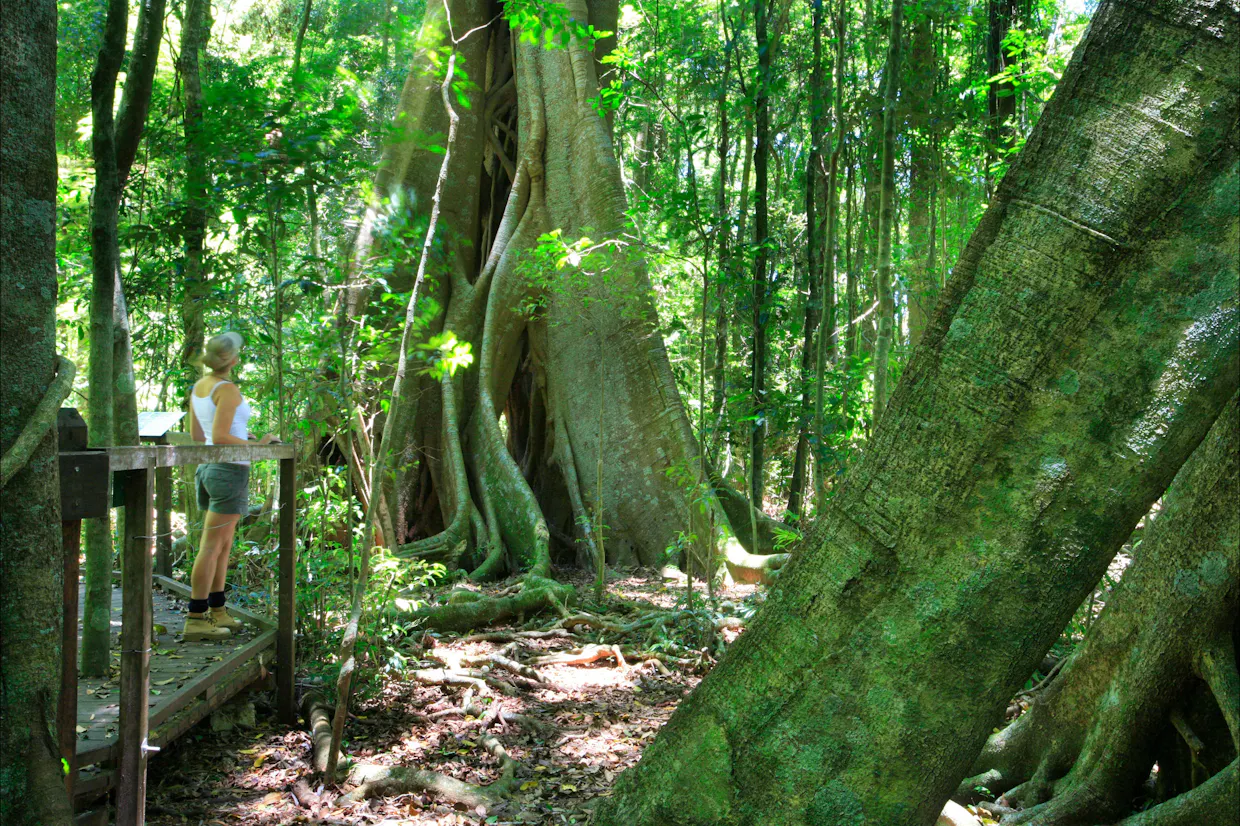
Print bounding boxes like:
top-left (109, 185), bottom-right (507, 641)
top-left (141, 568), bottom-right (1011, 826)
top-left (144, 570), bottom-right (743, 825)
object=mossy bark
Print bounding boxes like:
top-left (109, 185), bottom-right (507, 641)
top-left (961, 396), bottom-right (1238, 823)
top-left (594, 1), bottom-right (1240, 823)
top-left (0, 0), bottom-right (74, 820)
top-left (344, 0), bottom-right (759, 581)
top-left (80, 0), bottom-right (128, 679)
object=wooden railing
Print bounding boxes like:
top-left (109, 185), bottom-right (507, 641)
top-left (59, 440), bottom-right (296, 826)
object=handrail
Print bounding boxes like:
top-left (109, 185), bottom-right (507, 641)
top-left (105, 443), bottom-right (295, 471)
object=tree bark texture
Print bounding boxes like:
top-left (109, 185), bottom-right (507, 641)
top-left (988, 0), bottom-right (1028, 164)
top-left (594, 1), bottom-right (1239, 823)
top-left (0, 0), bottom-right (74, 820)
top-left (749, 0), bottom-right (772, 508)
top-left (343, 0), bottom-right (769, 584)
top-left (179, 0), bottom-right (212, 390)
top-left (80, 0), bottom-right (128, 679)
top-left (906, 1), bottom-right (937, 347)
top-left (871, 0), bottom-right (902, 423)
top-left (785, 0), bottom-right (827, 519)
top-left (962, 396), bottom-right (1239, 823)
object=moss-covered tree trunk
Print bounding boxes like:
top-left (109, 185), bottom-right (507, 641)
top-left (342, 0), bottom-right (778, 584)
top-left (80, 0), bottom-right (128, 678)
top-left (0, 0), bottom-right (74, 820)
top-left (960, 395), bottom-right (1238, 824)
top-left (594, 1), bottom-right (1239, 823)
top-left (178, 0), bottom-right (211, 390)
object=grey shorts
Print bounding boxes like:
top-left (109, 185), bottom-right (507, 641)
top-left (195, 463), bottom-right (250, 515)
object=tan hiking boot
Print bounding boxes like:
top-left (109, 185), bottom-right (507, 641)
top-left (209, 606), bottom-right (244, 632)
top-left (183, 612), bottom-right (231, 642)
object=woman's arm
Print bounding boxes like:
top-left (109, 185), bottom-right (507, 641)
top-left (188, 391), bottom-right (205, 443)
top-left (211, 384), bottom-right (272, 445)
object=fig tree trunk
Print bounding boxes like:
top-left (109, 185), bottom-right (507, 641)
top-left (960, 394), bottom-right (1238, 823)
top-left (593, 1), bottom-right (1240, 824)
top-left (345, 0), bottom-right (770, 581)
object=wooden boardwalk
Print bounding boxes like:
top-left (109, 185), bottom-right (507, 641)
top-left (56, 439), bottom-right (296, 822)
top-left (74, 576), bottom-right (276, 800)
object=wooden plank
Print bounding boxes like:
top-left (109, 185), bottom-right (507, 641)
top-left (72, 767), bottom-right (115, 802)
top-left (106, 443), bottom-right (293, 471)
top-left (150, 656), bottom-right (265, 750)
top-left (152, 575), bottom-right (275, 631)
top-left (155, 466), bottom-right (172, 576)
top-left (147, 629), bottom-right (276, 729)
top-left (75, 739), bottom-right (114, 768)
top-left (277, 455), bottom-right (297, 725)
top-left (59, 450), bottom-right (111, 520)
top-left (59, 520), bottom-right (82, 799)
top-left (116, 468), bottom-right (153, 826)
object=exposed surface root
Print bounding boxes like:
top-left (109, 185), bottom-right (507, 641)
top-left (721, 537), bottom-right (789, 585)
top-left (1112, 759), bottom-right (1237, 826)
top-left (302, 692), bottom-right (335, 774)
top-left (399, 576), bottom-right (575, 633)
top-left (340, 732), bottom-right (521, 807)
top-left (532, 643), bottom-right (628, 668)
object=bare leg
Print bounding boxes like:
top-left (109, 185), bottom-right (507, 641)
top-left (191, 511), bottom-right (239, 601)
top-left (211, 516), bottom-right (240, 594)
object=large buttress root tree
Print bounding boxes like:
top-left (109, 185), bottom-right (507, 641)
top-left (344, 0), bottom-right (766, 584)
top-left (959, 395), bottom-right (1239, 823)
top-left (593, 0), bottom-right (1240, 824)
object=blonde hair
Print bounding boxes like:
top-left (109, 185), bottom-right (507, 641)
top-left (195, 332), bottom-right (244, 372)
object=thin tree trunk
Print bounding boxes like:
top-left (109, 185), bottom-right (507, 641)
top-left (871, 0), bottom-right (902, 424)
top-left (709, 3), bottom-right (732, 456)
top-left (750, 0), bottom-right (771, 509)
top-left (907, 1), bottom-right (935, 347)
top-left (80, 0), bottom-right (128, 679)
top-left (112, 0), bottom-right (166, 443)
top-left (179, 0), bottom-right (212, 391)
top-left (786, 0), bottom-right (827, 519)
top-left (292, 0), bottom-right (312, 80)
top-left (813, 0), bottom-right (845, 509)
top-left (326, 48), bottom-right (463, 780)
top-left (987, 0), bottom-right (1025, 177)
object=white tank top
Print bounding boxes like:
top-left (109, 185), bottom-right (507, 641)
top-left (191, 380), bottom-right (252, 466)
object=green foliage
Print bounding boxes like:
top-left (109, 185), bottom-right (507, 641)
top-left (502, 0), bottom-right (611, 51)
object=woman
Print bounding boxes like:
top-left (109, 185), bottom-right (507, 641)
top-left (184, 332), bottom-right (274, 641)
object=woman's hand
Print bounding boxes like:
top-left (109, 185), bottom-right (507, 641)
top-left (255, 434), bottom-right (276, 445)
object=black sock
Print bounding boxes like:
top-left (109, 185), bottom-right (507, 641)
top-left (189, 598), bottom-right (209, 614)
top-left (208, 591), bottom-right (226, 609)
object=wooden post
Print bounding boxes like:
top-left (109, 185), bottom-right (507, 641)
top-left (116, 466), bottom-right (153, 826)
top-left (277, 456), bottom-right (296, 724)
top-left (59, 519), bottom-right (82, 798)
top-left (155, 463), bottom-right (172, 577)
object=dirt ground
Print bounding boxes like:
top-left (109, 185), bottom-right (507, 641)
top-left (144, 570), bottom-right (750, 826)
top-left (141, 566), bottom-right (1016, 826)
